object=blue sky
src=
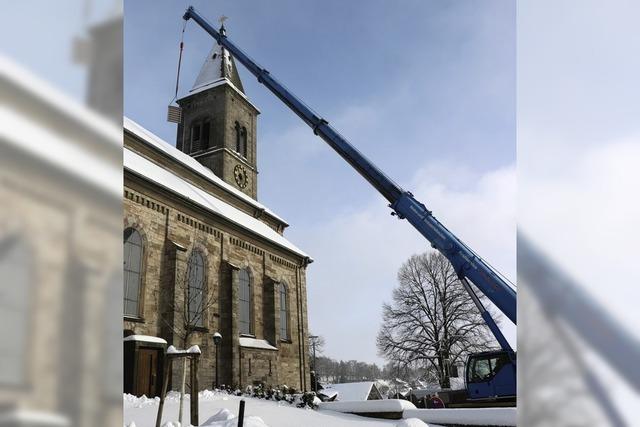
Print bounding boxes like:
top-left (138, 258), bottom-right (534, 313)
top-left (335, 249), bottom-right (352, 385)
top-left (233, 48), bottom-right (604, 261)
top-left (124, 0), bottom-right (516, 365)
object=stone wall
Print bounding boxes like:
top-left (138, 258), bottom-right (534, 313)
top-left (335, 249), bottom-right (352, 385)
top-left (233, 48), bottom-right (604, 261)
top-left (123, 172), bottom-right (310, 392)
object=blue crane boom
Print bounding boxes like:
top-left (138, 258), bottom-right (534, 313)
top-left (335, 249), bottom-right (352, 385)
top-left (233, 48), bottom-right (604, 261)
top-left (182, 9), bottom-right (517, 402)
top-left (182, 6), bottom-right (516, 329)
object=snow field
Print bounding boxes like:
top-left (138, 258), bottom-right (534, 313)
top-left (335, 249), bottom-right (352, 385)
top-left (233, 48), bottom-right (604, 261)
top-left (124, 391), bottom-right (437, 427)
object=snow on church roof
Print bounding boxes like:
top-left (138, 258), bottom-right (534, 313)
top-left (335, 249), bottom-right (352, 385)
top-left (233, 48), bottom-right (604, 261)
top-left (124, 117), bottom-right (284, 224)
top-left (123, 125), bottom-right (309, 259)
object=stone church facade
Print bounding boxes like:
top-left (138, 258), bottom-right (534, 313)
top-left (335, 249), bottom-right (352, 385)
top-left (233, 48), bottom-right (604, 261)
top-left (123, 35), bottom-right (312, 396)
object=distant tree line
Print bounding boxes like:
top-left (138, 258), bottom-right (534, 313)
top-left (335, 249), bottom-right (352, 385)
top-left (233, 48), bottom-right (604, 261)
top-left (314, 356), bottom-right (383, 384)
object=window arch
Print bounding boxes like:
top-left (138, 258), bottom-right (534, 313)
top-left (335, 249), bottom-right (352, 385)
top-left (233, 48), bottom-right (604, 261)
top-left (123, 228), bottom-right (143, 318)
top-left (238, 268), bottom-right (252, 335)
top-left (279, 282), bottom-right (289, 340)
top-left (187, 250), bottom-right (205, 327)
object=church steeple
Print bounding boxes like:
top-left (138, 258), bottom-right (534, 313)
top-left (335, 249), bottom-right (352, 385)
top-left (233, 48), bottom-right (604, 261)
top-left (176, 21), bottom-right (260, 200)
top-left (191, 40), bottom-right (245, 94)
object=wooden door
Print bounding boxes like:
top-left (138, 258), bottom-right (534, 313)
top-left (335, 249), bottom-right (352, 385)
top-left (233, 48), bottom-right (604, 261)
top-left (136, 348), bottom-right (158, 397)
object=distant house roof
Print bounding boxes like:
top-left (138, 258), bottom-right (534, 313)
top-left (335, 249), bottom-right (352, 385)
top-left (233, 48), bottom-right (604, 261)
top-left (320, 382), bottom-right (381, 401)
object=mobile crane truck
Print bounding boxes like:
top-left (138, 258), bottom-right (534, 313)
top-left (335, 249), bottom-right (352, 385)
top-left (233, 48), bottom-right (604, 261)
top-left (182, 6), bottom-right (517, 406)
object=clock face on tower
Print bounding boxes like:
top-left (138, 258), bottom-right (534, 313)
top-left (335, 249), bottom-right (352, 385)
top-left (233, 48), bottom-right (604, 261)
top-left (233, 164), bottom-right (249, 189)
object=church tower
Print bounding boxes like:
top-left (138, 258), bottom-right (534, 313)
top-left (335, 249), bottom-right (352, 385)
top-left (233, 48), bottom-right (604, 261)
top-left (176, 24), bottom-right (260, 199)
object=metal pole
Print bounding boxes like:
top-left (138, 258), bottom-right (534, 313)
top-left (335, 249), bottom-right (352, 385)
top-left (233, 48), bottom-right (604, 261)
top-left (237, 399), bottom-right (245, 427)
top-left (215, 343), bottom-right (219, 389)
top-left (312, 340), bottom-right (317, 393)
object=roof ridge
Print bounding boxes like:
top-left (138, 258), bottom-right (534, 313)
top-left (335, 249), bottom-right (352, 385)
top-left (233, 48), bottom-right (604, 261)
top-left (123, 116), bottom-right (287, 225)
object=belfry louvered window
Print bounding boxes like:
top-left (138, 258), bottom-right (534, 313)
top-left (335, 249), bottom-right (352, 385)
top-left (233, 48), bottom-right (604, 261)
top-left (240, 126), bottom-right (247, 158)
top-left (191, 119), bottom-right (211, 152)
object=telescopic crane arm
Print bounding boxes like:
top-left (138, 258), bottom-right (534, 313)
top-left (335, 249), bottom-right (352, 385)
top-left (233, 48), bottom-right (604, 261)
top-left (182, 7), bottom-right (516, 351)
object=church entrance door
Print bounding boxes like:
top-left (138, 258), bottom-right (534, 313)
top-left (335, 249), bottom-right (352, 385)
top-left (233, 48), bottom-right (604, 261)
top-left (135, 348), bottom-right (159, 397)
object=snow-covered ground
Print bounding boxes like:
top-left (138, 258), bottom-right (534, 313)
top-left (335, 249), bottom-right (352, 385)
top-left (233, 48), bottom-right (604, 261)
top-left (123, 391), bottom-right (434, 427)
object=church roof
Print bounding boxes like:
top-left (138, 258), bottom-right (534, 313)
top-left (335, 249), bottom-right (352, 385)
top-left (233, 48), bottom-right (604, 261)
top-left (124, 117), bottom-right (284, 223)
top-left (124, 117), bottom-right (310, 259)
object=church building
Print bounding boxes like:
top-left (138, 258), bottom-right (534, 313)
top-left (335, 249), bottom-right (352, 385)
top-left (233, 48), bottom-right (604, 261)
top-left (123, 30), bottom-right (312, 396)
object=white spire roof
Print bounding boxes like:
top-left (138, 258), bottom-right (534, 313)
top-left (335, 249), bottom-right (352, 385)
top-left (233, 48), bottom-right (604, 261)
top-left (190, 42), bottom-right (244, 94)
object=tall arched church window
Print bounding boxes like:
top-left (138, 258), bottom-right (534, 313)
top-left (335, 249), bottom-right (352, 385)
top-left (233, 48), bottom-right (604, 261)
top-left (279, 282), bottom-right (289, 340)
top-left (238, 269), bottom-right (252, 335)
top-left (187, 251), bottom-right (205, 327)
top-left (123, 228), bottom-right (143, 318)
top-left (240, 126), bottom-right (248, 158)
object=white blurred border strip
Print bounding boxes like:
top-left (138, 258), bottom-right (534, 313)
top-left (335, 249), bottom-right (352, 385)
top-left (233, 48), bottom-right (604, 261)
top-left (0, 105), bottom-right (121, 198)
top-left (0, 54), bottom-right (121, 146)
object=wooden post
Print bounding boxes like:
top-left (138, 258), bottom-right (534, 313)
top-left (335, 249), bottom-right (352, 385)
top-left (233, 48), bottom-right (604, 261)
top-left (155, 356), bottom-right (172, 427)
top-left (190, 356), bottom-right (199, 426)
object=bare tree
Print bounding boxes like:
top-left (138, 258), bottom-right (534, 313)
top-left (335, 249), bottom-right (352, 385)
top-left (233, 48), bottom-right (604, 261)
top-left (308, 333), bottom-right (326, 362)
top-left (377, 251), bottom-right (497, 388)
top-left (161, 248), bottom-right (217, 348)
top-left (157, 242), bottom-right (217, 423)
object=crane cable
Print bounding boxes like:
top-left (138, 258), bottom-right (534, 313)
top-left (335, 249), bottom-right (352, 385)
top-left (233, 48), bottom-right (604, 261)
top-left (170, 19), bottom-right (188, 105)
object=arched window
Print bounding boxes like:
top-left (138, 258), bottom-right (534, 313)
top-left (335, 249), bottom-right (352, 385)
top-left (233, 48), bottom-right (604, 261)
top-left (279, 282), bottom-right (289, 340)
top-left (123, 228), bottom-right (143, 318)
top-left (235, 121), bottom-right (241, 154)
top-left (240, 126), bottom-right (248, 158)
top-left (187, 251), bottom-right (205, 327)
top-left (238, 269), bottom-right (252, 335)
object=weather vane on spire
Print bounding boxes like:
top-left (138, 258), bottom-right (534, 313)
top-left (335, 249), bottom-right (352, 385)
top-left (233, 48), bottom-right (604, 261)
top-left (218, 15), bottom-right (228, 27)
